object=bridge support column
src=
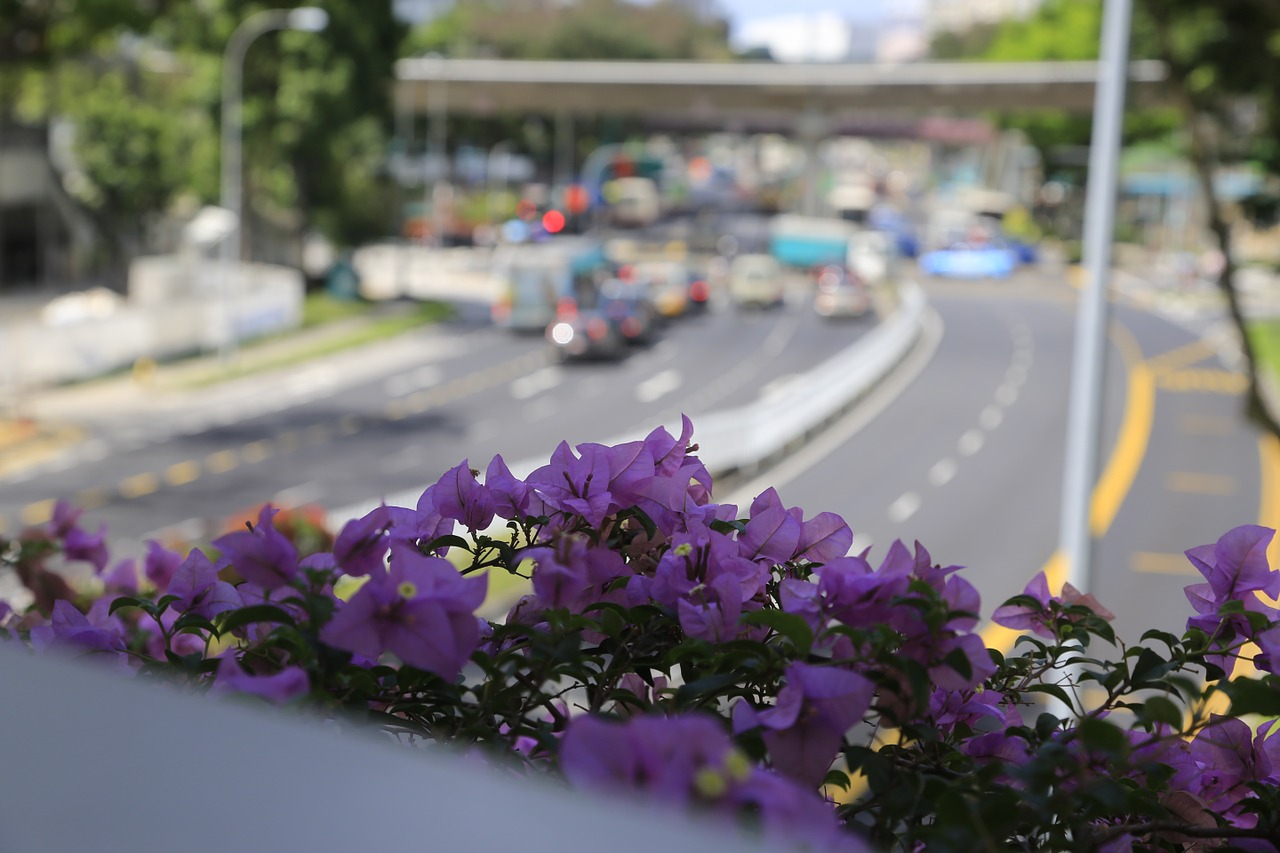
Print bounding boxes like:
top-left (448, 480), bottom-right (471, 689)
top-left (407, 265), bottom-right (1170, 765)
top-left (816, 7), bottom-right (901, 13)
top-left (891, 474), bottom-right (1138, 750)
top-left (796, 105), bottom-right (829, 217)
top-left (554, 110), bottom-right (575, 203)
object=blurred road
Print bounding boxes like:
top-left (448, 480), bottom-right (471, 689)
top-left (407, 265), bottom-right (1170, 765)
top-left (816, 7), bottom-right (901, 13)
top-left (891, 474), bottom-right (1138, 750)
top-left (2, 259), bottom-right (1268, 647)
top-left (729, 268), bottom-right (1267, 645)
top-left (0, 275), bottom-right (868, 544)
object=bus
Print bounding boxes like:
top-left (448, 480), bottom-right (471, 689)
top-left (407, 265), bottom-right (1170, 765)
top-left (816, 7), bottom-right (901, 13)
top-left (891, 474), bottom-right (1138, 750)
top-left (491, 239), bottom-right (608, 332)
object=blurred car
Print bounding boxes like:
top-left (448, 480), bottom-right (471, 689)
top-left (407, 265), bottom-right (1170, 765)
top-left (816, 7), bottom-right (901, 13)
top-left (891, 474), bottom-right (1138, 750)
top-left (546, 304), bottom-right (627, 361)
top-left (633, 261), bottom-right (691, 319)
top-left (598, 278), bottom-right (659, 345)
top-left (812, 264), bottom-right (872, 319)
top-left (846, 229), bottom-right (898, 286)
top-left (918, 242), bottom-right (1017, 279)
top-left (728, 253), bottom-right (786, 308)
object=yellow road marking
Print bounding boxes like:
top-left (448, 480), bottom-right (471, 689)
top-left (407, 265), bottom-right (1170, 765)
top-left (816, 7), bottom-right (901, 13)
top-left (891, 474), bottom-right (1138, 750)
top-left (20, 499), bottom-right (55, 526)
top-left (1154, 369), bottom-right (1247, 394)
top-left (338, 414), bottom-right (362, 435)
top-left (0, 516), bottom-right (7, 535)
top-left (305, 424), bottom-right (332, 444)
top-left (119, 472), bottom-right (159, 499)
top-left (164, 460), bottom-right (201, 487)
top-left (1146, 339), bottom-right (1215, 372)
top-left (241, 441), bottom-right (271, 464)
top-left (1165, 471), bottom-right (1237, 496)
top-left (276, 431), bottom-right (301, 452)
top-left (206, 449), bottom-right (240, 474)
top-left (1130, 551), bottom-right (1198, 575)
top-left (1090, 322), bottom-right (1153, 537)
top-left (386, 400), bottom-right (406, 421)
top-left (1178, 414), bottom-right (1236, 436)
top-left (75, 487), bottom-right (109, 510)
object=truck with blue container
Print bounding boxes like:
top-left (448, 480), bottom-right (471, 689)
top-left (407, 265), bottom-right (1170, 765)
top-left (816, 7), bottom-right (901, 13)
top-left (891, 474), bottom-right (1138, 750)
top-left (767, 215), bottom-right (857, 269)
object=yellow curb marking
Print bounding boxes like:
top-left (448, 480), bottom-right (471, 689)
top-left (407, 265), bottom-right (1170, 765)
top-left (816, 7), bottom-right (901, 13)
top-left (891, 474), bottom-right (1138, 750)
top-left (164, 460), bottom-right (201, 487)
top-left (1130, 551), bottom-right (1199, 575)
top-left (75, 487), bottom-right (109, 510)
top-left (20, 498), bottom-right (55, 526)
top-left (1089, 322), bottom-right (1152, 538)
top-left (1165, 471), bottom-right (1237, 496)
top-left (241, 440), bottom-right (271, 464)
top-left (206, 449), bottom-right (240, 474)
top-left (119, 472), bottom-right (159, 499)
top-left (1154, 369), bottom-right (1247, 394)
top-left (1145, 339), bottom-right (1215, 372)
top-left (1178, 414), bottom-right (1236, 436)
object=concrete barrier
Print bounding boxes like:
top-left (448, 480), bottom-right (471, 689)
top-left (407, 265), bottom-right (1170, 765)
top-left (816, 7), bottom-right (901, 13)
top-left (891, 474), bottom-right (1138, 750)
top-left (324, 280), bottom-right (927, 529)
top-left (2, 256), bottom-right (304, 388)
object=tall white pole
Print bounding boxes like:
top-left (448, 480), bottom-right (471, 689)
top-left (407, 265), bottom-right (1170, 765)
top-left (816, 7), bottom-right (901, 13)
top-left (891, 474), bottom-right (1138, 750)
top-left (1058, 0), bottom-right (1133, 593)
top-left (219, 8), bottom-right (327, 361)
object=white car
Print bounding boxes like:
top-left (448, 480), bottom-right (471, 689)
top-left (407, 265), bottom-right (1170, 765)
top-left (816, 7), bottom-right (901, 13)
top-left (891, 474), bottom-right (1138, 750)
top-left (728, 254), bottom-right (786, 308)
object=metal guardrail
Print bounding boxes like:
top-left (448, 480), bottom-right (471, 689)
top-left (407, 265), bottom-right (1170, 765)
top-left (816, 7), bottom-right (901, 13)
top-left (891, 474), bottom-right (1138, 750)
top-left (324, 281), bottom-right (927, 530)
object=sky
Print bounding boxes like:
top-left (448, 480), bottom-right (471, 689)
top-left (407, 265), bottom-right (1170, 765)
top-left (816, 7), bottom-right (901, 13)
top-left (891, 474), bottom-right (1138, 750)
top-left (720, 0), bottom-right (926, 62)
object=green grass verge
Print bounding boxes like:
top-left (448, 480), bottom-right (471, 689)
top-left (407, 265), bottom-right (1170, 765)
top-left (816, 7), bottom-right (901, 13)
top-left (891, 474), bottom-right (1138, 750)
top-left (301, 293), bottom-right (375, 328)
top-left (177, 300), bottom-right (453, 389)
top-left (1249, 320), bottom-right (1280, 381)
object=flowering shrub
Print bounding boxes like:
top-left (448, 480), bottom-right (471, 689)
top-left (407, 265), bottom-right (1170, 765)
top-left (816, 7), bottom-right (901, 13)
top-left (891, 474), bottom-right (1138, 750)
top-left (3, 417), bottom-right (1280, 851)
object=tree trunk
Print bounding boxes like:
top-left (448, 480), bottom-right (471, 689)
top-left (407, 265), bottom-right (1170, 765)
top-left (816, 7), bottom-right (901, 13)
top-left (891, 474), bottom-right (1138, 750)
top-left (1143, 0), bottom-right (1280, 436)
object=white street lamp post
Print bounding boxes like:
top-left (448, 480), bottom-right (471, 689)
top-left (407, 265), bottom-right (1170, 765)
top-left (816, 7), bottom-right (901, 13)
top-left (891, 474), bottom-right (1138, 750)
top-left (487, 139), bottom-right (514, 227)
top-left (219, 6), bottom-right (328, 361)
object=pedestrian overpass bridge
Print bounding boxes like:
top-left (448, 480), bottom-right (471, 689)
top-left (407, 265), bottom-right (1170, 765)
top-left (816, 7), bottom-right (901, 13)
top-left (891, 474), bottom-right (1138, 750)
top-left (394, 58), bottom-right (1168, 127)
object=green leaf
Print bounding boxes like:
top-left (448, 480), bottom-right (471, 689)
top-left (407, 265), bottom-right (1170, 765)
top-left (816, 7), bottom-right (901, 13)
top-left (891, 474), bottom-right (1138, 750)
top-left (1132, 647), bottom-right (1173, 685)
top-left (217, 604), bottom-right (297, 634)
top-left (171, 612), bottom-right (219, 636)
top-left (942, 645), bottom-right (974, 682)
top-left (673, 672), bottom-right (744, 709)
top-left (1028, 683), bottom-right (1074, 711)
top-left (108, 596), bottom-right (148, 616)
top-left (1142, 695), bottom-right (1183, 729)
top-left (421, 534), bottom-right (472, 555)
top-left (740, 610), bottom-right (813, 655)
top-left (822, 770), bottom-right (851, 791)
top-left (1222, 676), bottom-right (1280, 717)
top-left (1076, 716), bottom-right (1128, 758)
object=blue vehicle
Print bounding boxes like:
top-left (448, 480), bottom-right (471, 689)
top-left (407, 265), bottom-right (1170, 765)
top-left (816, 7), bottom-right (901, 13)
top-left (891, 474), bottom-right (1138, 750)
top-left (918, 242), bottom-right (1017, 279)
top-left (768, 215), bottom-right (855, 268)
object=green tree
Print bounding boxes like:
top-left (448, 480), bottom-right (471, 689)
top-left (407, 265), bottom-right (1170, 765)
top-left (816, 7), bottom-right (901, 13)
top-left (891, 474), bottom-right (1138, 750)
top-left (1136, 0), bottom-right (1280, 433)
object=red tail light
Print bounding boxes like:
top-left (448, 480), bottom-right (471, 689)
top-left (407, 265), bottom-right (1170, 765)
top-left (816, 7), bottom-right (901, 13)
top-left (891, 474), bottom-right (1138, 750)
top-left (689, 280), bottom-right (709, 302)
top-left (586, 317), bottom-right (609, 340)
top-left (556, 297), bottom-right (578, 320)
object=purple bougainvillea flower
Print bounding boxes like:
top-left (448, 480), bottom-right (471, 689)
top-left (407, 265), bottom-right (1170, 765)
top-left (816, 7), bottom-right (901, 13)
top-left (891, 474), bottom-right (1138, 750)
top-left (734, 661), bottom-right (875, 787)
top-left (992, 571), bottom-right (1055, 638)
top-left (29, 599), bottom-right (125, 654)
top-left (559, 712), bottom-right (735, 807)
top-left (731, 769), bottom-right (869, 853)
top-left (526, 534), bottom-right (628, 610)
top-left (794, 511), bottom-right (853, 564)
top-left (168, 548), bottom-right (242, 620)
top-left (485, 454), bottom-right (537, 520)
top-left (738, 488), bottom-right (802, 565)
top-left (320, 541), bottom-right (486, 679)
top-left (63, 523), bottom-right (109, 573)
top-left (1186, 525), bottom-right (1279, 602)
top-left (212, 656), bottom-right (310, 704)
top-left (676, 573), bottom-right (743, 643)
top-left (102, 558), bottom-right (140, 594)
top-left (526, 441), bottom-right (615, 527)
top-left (333, 505), bottom-right (394, 577)
top-left (143, 540), bottom-right (184, 592)
top-left (650, 529), bottom-right (766, 607)
top-left (427, 460), bottom-right (496, 532)
top-left (48, 499), bottom-right (83, 539)
top-left (212, 505), bottom-right (299, 590)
